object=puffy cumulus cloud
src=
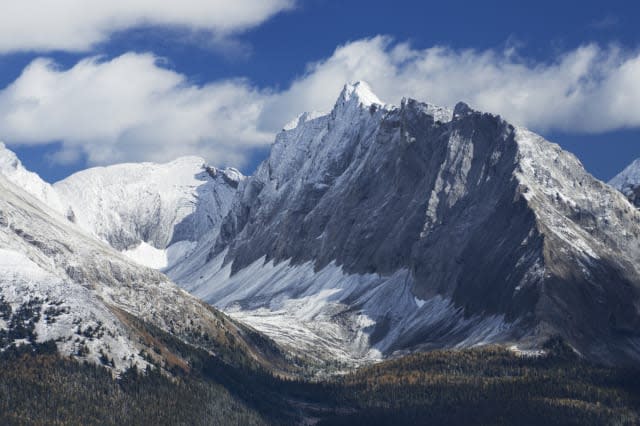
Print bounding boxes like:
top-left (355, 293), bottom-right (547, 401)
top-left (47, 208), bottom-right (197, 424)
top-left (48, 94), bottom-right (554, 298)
top-left (266, 36), bottom-right (640, 134)
top-left (0, 54), bottom-right (273, 167)
top-left (0, 0), bottom-right (295, 53)
top-left (1, 37), bottom-right (640, 170)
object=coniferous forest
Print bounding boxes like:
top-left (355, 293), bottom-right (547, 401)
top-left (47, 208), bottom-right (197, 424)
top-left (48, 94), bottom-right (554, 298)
top-left (0, 337), bottom-right (639, 425)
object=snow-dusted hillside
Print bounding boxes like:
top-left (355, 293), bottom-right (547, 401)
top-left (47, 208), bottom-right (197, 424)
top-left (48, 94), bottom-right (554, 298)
top-left (610, 158), bottom-right (640, 208)
top-left (0, 163), bottom-right (282, 375)
top-left (169, 82), bottom-right (640, 366)
top-left (54, 157), bottom-right (243, 269)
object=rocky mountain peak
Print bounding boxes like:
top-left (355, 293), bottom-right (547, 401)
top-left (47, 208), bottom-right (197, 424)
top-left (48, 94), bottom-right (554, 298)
top-left (172, 84), bottom-right (640, 366)
top-left (338, 81), bottom-right (383, 107)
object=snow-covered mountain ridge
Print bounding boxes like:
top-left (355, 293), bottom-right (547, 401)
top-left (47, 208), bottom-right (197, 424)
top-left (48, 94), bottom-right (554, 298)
top-left (169, 82), bottom-right (640, 366)
top-left (54, 157), bottom-right (243, 269)
top-left (0, 142), bottom-right (243, 269)
top-left (0, 142), bottom-right (70, 217)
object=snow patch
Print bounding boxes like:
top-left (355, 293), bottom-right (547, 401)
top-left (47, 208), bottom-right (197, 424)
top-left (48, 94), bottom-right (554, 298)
top-left (122, 240), bottom-right (197, 270)
top-left (509, 345), bottom-right (547, 358)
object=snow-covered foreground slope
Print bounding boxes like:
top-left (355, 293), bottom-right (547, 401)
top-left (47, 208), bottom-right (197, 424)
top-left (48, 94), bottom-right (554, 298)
top-left (0, 171), bottom-right (284, 374)
top-left (610, 158), bottom-right (640, 208)
top-left (53, 157), bottom-right (242, 269)
top-left (170, 82), bottom-right (640, 366)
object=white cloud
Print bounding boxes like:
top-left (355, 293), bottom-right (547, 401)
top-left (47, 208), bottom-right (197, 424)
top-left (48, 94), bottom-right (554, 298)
top-left (0, 0), bottom-right (295, 53)
top-left (265, 36), bottom-right (640, 134)
top-left (1, 37), bottom-right (640, 170)
top-left (0, 54), bottom-right (272, 167)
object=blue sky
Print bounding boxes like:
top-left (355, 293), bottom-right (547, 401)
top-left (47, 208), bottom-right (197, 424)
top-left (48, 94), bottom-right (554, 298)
top-left (0, 0), bottom-right (639, 182)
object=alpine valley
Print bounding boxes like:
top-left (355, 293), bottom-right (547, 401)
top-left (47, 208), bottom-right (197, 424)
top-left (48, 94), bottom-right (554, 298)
top-left (1, 83), bottom-right (640, 425)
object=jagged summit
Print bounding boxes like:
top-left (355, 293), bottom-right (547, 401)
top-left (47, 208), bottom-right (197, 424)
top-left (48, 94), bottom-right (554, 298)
top-left (284, 81), bottom-right (457, 134)
top-left (283, 82), bottom-right (384, 133)
top-left (339, 81), bottom-right (384, 107)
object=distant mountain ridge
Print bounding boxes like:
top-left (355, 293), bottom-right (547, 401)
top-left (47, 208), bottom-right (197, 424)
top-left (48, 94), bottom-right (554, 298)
top-left (55, 157), bottom-right (243, 269)
top-left (0, 142), bottom-right (242, 270)
top-left (610, 158), bottom-right (640, 208)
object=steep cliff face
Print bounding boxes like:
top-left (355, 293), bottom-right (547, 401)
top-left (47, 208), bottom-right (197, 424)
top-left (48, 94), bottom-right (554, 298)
top-left (171, 82), bottom-right (640, 365)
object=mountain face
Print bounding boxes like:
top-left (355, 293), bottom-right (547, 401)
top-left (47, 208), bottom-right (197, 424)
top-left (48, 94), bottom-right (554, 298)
top-left (169, 82), bottom-right (640, 365)
top-left (610, 159), bottom-right (640, 208)
top-left (0, 149), bottom-right (283, 375)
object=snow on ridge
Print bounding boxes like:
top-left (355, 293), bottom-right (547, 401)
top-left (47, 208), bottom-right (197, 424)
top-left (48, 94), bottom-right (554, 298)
top-left (0, 141), bottom-right (242, 271)
top-left (283, 111), bottom-right (328, 131)
top-left (610, 158), bottom-right (640, 193)
top-left (340, 81), bottom-right (384, 107)
top-left (514, 126), bottom-right (640, 268)
top-left (0, 142), bottom-right (68, 215)
top-left (0, 170), bottom-right (274, 375)
top-left (54, 154), bottom-right (240, 256)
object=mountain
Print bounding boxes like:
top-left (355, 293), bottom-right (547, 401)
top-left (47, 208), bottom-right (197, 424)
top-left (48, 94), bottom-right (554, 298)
top-left (0, 146), bottom-right (285, 375)
top-left (610, 158), bottom-right (640, 208)
top-left (53, 157), bottom-right (243, 269)
top-left (0, 143), bottom-right (243, 270)
top-left (168, 81), bottom-right (640, 366)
